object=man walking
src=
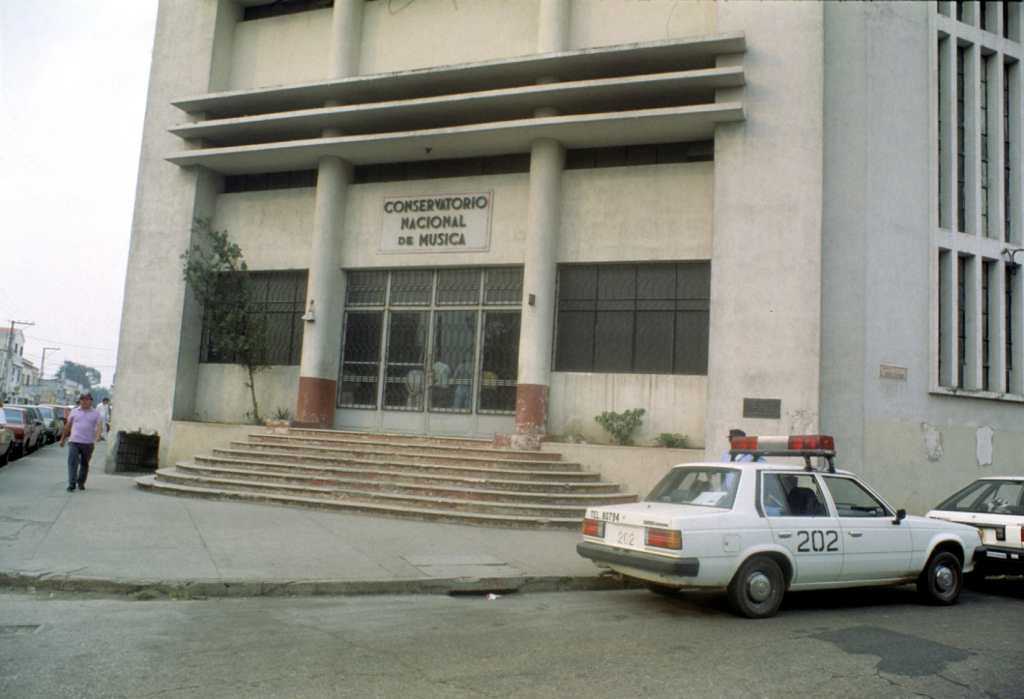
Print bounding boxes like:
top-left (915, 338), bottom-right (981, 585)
top-left (60, 393), bottom-right (103, 492)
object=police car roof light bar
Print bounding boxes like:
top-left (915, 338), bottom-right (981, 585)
top-left (728, 434), bottom-right (837, 473)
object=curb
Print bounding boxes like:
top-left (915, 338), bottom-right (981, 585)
top-left (0, 571), bottom-right (639, 600)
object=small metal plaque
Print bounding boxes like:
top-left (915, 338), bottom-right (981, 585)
top-left (879, 364), bottom-right (908, 381)
top-left (743, 398), bottom-right (781, 419)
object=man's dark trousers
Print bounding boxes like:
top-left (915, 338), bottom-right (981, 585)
top-left (67, 442), bottom-right (94, 489)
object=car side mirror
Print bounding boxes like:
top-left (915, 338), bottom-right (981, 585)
top-left (892, 508), bottom-right (906, 525)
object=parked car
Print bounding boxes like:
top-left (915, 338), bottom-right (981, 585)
top-left (577, 434), bottom-right (984, 618)
top-left (35, 405), bottom-right (62, 444)
top-left (0, 426), bottom-right (12, 466)
top-left (928, 477), bottom-right (1024, 578)
top-left (4, 407), bottom-right (46, 457)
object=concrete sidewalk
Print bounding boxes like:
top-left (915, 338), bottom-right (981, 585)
top-left (0, 443), bottom-right (624, 598)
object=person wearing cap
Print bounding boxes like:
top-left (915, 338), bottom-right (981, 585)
top-left (60, 392), bottom-right (104, 492)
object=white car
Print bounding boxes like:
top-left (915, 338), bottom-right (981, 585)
top-left (927, 476), bottom-right (1023, 577)
top-left (577, 435), bottom-right (983, 618)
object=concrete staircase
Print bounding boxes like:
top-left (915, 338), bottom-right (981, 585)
top-left (135, 428), bottom-right (637, 529)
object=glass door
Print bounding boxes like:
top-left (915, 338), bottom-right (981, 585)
top-left (382, 311), bottom-right (429, 410)
top-left (428, 311), bottom-right (478, 413)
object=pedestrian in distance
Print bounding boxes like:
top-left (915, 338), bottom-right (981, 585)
top-left (97, 397), bottom-right (111, 441)
top-left (60, 392), bottom-right (103, 492)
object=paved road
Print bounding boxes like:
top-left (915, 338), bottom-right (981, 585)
top-left (2, 584), bottom-right (1022, 698)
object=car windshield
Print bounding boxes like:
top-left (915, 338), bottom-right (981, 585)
top-left (38, 407), bottom-right (53, 418)
top-left (936, 479), bottom-right (1024, 516)
top-left (4, 408), bottom-right (25, 424)
top-left (646, 467), bottom-right (741, 509)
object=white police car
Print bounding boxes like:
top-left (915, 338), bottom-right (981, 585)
top-left (577, 435), bottom-right (983, 618)
top-left (927, 476), bottom-right (1024, 577)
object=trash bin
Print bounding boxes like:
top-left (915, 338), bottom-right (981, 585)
top-left (115, 430), bottom-right (160, 472)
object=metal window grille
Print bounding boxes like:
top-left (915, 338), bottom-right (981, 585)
top-left (200, 270), bottom-right (307, 366)
top-left (1007, 267), bottom-right (1015, 389)
top-left (938, 251), bottom-right (946, 385)
top-left (939, 37), bottom-right (945, 229)
top-left (982, 56), bottom-right (990, 237)
top-left (1005, 63), bottom-right (1013, 241)
top-left (554, 262), bottom-right (710, 375)
top-left (346, 270), bottom-right (388, 306)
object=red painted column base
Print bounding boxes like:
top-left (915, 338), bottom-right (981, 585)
top-left (295, 376), bottom-right (336, 428)
top-left (512, 383), bottom-right (548, 450)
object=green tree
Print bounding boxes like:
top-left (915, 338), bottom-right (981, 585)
top-left (56, 361), bottom-right (102, 390)
top-left (181, 219), bottom-right (268, 424)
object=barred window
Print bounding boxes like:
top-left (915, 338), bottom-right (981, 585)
top-left (555, 262), bottom-right (710, 375)
top-left (200, 270), bottom-right (307, 365)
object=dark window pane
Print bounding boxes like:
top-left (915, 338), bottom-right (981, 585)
top-left (634, 312), bottom-right (674, 373)
top-left (429, 311), bottom-right (477, 412)
top-left (674, 310), bottom-right (709, 374)
top-left (555, 311), bottom-right (594, 371)
top-left (390, 270), bottom-right (433, 305)
top-left (594, 311), bottom-right (633, 372)
top-left (480, 312), bottom-right (520, 413)
top-left (347, 271), bottom-right (387, 305)
top-left (637, 265), bottom-right (676, 311)
top-left (483, 267), bottom-right (523, 305)
top-left (597, 265), bottom-right (635, 312)
top-left (383, 311), bottom-right (428, 409)
top-left (436, 269), bottom-right (481, 305)
top-left (339, 311), bottom-right (383, 408)
top-left (677, 262), bottom-right (711, 301)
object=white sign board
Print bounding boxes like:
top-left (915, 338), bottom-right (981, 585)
top-left (380, 192), bottom-right (493, 253)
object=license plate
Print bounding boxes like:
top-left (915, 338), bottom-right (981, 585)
top-left (606, 524), bottom-right (643, 551)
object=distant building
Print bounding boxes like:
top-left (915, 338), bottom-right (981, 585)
top-left (114, 0), bottom-right (1024, 510)
top-left (0, 328), bottom-right (27, 401)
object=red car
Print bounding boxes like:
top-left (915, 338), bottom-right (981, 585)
top-left (4, 407), bottom-right (46, 457)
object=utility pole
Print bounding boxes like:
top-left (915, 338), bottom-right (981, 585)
top-left (41, 346), bottom-right (60, 382)
top-left (1, 320), bottom-right (35, 399)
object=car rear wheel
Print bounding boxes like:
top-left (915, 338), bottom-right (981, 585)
top-left (917, 550), bottom-right (962, 605)
top-left (727, 556), bottom-right (785, 619)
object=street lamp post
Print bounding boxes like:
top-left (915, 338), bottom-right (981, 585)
top-left (40, 347), bottom-right (60, 381)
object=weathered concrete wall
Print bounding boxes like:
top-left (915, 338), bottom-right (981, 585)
top-left (193, 365), bottom-right (300, 425)
top-left (212, 189), bottom-right (315, 270)
top-left (109, 0), bottom-right (233, 471)
top-left (559, 162), bottom-right (713, 262)
top-left (360, 0), bottom-right (538, 75)
top-left (165, 420), bottom-right (264, 468)
top-left (541, 442), bottom-right (705, 499)
top-left (822, 2), bottom-right (1024, 508)
top-left (705, 1), bottom-right (825, 458)
top-left (548, 373), bottom-right (706, 448)
top-left (569, 0), bottom-right (716, 50)
top-left (229, 8), bottom-right (330, 89)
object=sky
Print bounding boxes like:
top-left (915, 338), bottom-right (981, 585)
top-left (0, 0), bottom-right (159, 386)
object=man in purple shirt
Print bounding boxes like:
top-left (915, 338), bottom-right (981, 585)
top-left (60, 393), bottom-right (103, 492)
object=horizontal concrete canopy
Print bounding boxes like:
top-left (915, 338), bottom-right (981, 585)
top-left (167, 103), bottom-right (744, 175)
top-left (171, 68), bottom-right (745, 146)
top-left (173, 34), bottom-right (746, 117)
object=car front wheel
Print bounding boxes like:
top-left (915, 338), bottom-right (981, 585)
top-left (728, 556), bottom-right (785, 619)
top-left (917, 550), bottom-right (962, 605)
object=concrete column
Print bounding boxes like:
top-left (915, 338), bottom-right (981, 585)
top-left (511, 0), bottom-right (570, 449)
top-left (295, 0), bottom-right (362, 427)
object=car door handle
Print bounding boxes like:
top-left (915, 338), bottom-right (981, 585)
top-left (848, 532), bottom-right (863, 538)
top-left (777, 533), bottom-right (793, 539)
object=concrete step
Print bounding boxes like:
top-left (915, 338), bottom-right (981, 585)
top-left (282, 428), bottom-right (497, 450)
top-left (209, 448), bottom-right (592, 481)
top-left (137, 473), bottom-right (581, 530)
top-left (177, 462), bottom-right (637, 506)
top-left (192, 456), bottom-right (618, 493)
top-left (230, 440), bottom-right (582, 471)
top-left (157, 468), bottom-right (593, 519)
top-left (251, 432), bottom-right (562, 462)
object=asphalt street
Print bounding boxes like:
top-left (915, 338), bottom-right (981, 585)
top-left (2, 583), bottom-right (1022, 699)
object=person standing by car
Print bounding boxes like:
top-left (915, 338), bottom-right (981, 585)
top-left (97, 397), bottom-right (111, 441)
top-left (60, 393), bottom-right (103, 492)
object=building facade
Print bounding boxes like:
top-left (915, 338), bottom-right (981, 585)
top-left (113, 0), bottom-right (1024, 511)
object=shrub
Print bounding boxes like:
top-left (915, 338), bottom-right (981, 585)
top-left (594, 408), bottom-right (645, 446)
top-left (656, 433), bottom-right (689, 449)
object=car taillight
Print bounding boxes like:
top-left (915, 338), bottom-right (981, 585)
top-left (582, 518), bottom-right (605, 538)
top-left (645, 527), bottom-right (682, 550)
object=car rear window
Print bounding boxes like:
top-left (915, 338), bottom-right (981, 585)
top-left (646, 467), bottom-right (740, 509)
top-left (4, 408), bottom-right (25, 424)
top-left (937, 480), bottom-right (1024, 516)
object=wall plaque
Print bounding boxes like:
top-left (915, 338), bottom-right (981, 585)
top-left (380, 191), bottom-right (493, 253)
top-left (743, 398), bottom-right (781, 420)
top-left (879, 364), bottom-right (908, 381)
